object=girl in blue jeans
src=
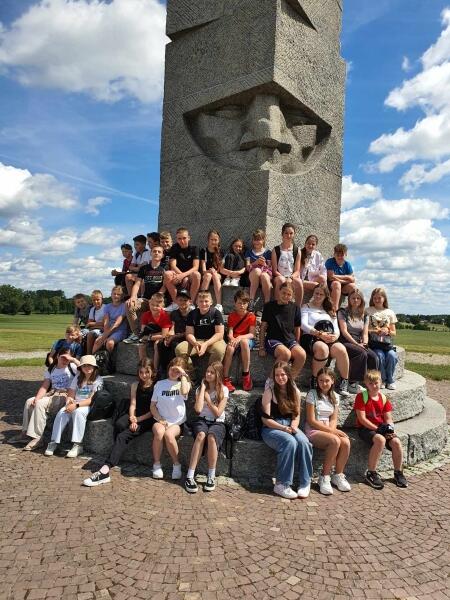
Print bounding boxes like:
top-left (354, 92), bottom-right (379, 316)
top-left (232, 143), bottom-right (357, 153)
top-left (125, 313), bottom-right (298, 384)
top-left (367, 288), bottom-right (398, 390)
top-left (261, 361), bottom-right (313, 499)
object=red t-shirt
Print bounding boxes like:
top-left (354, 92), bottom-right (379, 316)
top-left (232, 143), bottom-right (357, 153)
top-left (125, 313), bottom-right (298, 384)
top-left (227, 311), bottom-right (257, 336)
top-left (141, 309), bottom-right (172, 330)
top-left (122, 257), bottom-right (132, 272)
top-left (353, 392), bottom-right (392, 428)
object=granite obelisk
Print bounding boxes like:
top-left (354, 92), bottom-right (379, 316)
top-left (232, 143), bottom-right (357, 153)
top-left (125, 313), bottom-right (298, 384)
top-left (158, 0), bottom-right (346, 254)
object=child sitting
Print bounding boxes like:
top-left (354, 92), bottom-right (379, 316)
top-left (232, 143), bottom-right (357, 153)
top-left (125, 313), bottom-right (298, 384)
top-left (271, 223), bottom-right (303, 305)
top-left (223, 290), bottom-right (256, 392)
top-left (185, 362), bottom-right (228, 494)
top-left (85, 290), bottom-right (106, 354)
top-left (147, 231), bottom-right (160, 249)
top-left (111, 243), bottom-right (133, 288)
top-left (159, 230), bottom-right (173, 271)
top-left (137, 292), bottom-right (172, 361)
top-left (72, 293), bottom-right (90, 337)
top-left (46, 325), bottom-right (83, 367)
top-left (200, 229), bottom-right (223, 313)
top-left (124, 235), bottom-right (151, 296)
top-left (92, 286), bottom-right (128, 355)
top-left (325, 243), bottom-right (356, 311)
top-left (354, 369), bottom-right (408, 490)
top-left (245, 228), bottom-right (272, 312)
top-left (220, 238), bottom-right (246, 287)
top-left (164, 227), bottom-right (201, 309)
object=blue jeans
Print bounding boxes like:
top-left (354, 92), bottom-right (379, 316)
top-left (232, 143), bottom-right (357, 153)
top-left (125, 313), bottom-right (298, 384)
top-left (261, 418), bottom-right (313, 487)
top-left (373, 348), bottom-right (398, 385)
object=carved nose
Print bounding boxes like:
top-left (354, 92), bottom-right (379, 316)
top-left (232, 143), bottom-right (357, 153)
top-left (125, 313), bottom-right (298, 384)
top-left (240, 94), bottom-right (292, 153)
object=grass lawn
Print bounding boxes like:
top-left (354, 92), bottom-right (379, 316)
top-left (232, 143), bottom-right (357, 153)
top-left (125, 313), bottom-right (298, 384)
top-left (406, 362), bottom-right (450, 381)
top-left (0, 314), bottom-right (73, 352)
top-left (396, 329), bottom-right (450, 355)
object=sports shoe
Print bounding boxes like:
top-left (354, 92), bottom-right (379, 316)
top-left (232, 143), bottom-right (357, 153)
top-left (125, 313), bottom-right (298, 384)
top-left (394, 470), bottom-right (408, 488)
top-left (23, 437), bottom-right (43, 451)
top-left (44, 442), bottom-right (58, 457)
top-left (66, 443), bottom-right (83, 458)
top-left (223, 277), bottom-right (232, 286)
top-left (319, 474), bottom-right (333, 495)
top-left (297, 483), bottom-right (311, 499)
top-left (215, 303), bottom-right (224, 313)
top-left (242, 373), bottom-right (253, 392)
top-left (248, 299), bottom-right (255, 313)
top-left (185, 477), bottom-right (198, 493)
top-left (123, 333), bottom-right (140, 344)
top-left (165, 302), bottom-right (179, 313)
top-left (172, 463), bottom-right (182, 480)
top-left (347, 382), bottom-right (361, 394)
top-left (331, 472), bottom-right (351, 492)
top-left (9, 433), bottom-right (28, 444)
top-left (310, 376), bottom-right (317, 390)
top-left (83, 471), bottom-right (111, 487)
top-left (365, 470), bottom-right (384, 490)
top-left (153, 465), bottom-right (164, 479)
top-left (386, 382), bottom-right (397, 390)
top-left (223, 377), bottom-right (236, 393)
top-left (338, 378), bottom-right (350, 397)
top-left (204, 477), bottom-right (216, 492)
top-left (273, 483), bottom-right (297, 499)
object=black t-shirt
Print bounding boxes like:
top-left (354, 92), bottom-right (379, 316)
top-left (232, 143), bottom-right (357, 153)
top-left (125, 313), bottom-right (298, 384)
top-left (168, 244), bottom-right (199, 272)
top-left (261, 301), bottom-right (302, 344)
top-left (135, 383), bottom-right (154, 418)
top-left (200, 248), bottom-right (221, 270)
top-left (137, 263), bottom-right (165, 299)
top-left (171, 309), bottom-right (189, 335)
top-left (187, 307), bottom-right (224, 340)
top-left (223, 251), bottom-right (245, 271)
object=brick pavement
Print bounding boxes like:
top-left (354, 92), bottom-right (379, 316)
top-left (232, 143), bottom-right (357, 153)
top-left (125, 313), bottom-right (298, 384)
top-left (1, 371), bottom-right (450, 600)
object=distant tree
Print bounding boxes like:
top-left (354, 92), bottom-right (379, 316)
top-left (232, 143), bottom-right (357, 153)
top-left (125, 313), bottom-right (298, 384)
top-left (49, 296), bottom-right (61, 314)
top-left (410, 315), bottom-right (420, 325)
top-left (413, 323), bottom-right (429, 331)
top-left (0, 285), bottom-right (24, 314)
top-left (22, 297), bottom-right (34, 315)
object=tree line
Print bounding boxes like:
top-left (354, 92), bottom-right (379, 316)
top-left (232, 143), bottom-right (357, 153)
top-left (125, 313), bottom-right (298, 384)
top-left (0, 285), bottom-right (75, 315)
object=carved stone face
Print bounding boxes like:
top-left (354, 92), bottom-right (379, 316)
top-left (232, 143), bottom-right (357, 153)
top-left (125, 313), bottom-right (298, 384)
top-left (185, 87), bottom-right (331, 174)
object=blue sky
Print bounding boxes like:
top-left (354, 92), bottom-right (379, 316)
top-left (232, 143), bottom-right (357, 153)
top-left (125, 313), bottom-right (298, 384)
top-left (0, 0), bottom-right (449, 313)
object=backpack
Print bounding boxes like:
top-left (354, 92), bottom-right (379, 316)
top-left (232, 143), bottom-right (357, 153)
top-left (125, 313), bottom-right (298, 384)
top-left (94, 350), bottom-right (114, 376)
top-left (87, 388), bottom-right (115, 421)
top-left (360, 388), bottom-right (387, 406)
top-left (274, 244), bottom-right (299, 264)
top-left (243, 396), bottom-right (264, 440)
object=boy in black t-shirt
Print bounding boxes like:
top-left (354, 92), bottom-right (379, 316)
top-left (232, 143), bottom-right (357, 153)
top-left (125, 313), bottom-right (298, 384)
top-left (259, 282), bottom-right (306, 378)
top-left (175, 291), bottom-right (226, 366)
top-left (124, 245), bottom-right (165, 343)
top-left (164, 227), bottom-right (201, 309)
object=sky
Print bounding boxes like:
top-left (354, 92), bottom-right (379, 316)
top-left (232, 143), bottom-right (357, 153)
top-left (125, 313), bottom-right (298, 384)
top-left (0, 0), bottom-right (449, 314)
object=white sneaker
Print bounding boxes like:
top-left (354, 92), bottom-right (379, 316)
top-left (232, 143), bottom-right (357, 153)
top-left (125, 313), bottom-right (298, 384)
top-left (230, 278), bottom-right (240, 287)
top-left (44, 441), bottom-right (58, 456)
top-left (297, 483), bottom-right (311, 498)
top-left (165, 302), bottom-right (179, 312)
top-left (223, 277), bottom-right (232, 286)
top-left (66, 443), bottom-right (83, 458)
top-left (386, 382), bottom-right (397, 390)
top-left (331, 473), bottom-right (351, 492)
top-left (273, 483), bottom-right (297, 499)
top-left (172, 463), bottom-right (182, 480)
top-left (123, 332), bottom-right (140, 344)
top-left (153, 465), bottom-right (164, 479)
top-left (319, 474), bottom-right (333, 495)
top-left (215, 303), bottom-right (223, 313)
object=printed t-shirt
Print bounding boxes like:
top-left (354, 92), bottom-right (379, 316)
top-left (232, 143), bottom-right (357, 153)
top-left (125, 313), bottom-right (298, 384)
top-left (137, 263), bottom-right (165, 299)
top-left (151, 379), bottom-right (188, 425)
top-left (104, 303), bottom-right (127, 334)
top-left (73, 305), bottom-right (90, 328)
top-left (261, 301), bottom-right (301, 344)
top-left (141, 309), bottom-right (172, 330)
top-left (51, 338), bottom-right (83, 358)
top-left (69, 375), bottom-right (103, 402)
top-left (122, 257), bottom-right (132, 272)
top-left (325, 257), bottom-right (353, 276)
top-left (366, 307), bottom-right (398, 330)
top-left (354, 392), bottom-right (392, 428)
top-left (187, 307), bottom-right (224, 340)
top-left (227, 311), bottom-right (256, 336)
top-left (275, 247), bottom-right (295, 277)
top-left (168, 244), bottom-right (199, 272)
top-left (44, 366), bottom-right (76, 390)
top-left (197, 386), bottom-right (229, 423)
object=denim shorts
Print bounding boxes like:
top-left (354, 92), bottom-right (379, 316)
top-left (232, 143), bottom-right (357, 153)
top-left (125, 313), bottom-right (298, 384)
top-left (265, 338), bottom-right (299, 356)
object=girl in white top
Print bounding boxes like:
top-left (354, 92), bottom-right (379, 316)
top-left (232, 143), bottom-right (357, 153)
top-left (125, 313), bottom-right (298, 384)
top-left (366, 287), bottom-right (398, 390)
top-left (151, 357), bottom-right (191, 480)
top-left (300, 285), bottom-right (350, 396)
top-left (271, 223), bottom-right (303, 305)
top-left (45, 355), bottom-right (103, 458)
top-left (185, 362), bottom-right (228, 494)
top-left (299, 234), bottom-right (327, 292)
top-left (305, 367), bottom-right (351, 495)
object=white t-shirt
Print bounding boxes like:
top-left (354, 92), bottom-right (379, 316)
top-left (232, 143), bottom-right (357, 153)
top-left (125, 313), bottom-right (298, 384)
top-left (277, 248), bottom-right (295, 277)
top-left (305, 390), bottom-right (338, 425)
top-left (69, 375), bottom-right (103, 402)
top-left (301, 305), bottom-right (339, 336)
top-left (131, 249), bottom-right (150, 267)
top-left (366, 307), bottom-right (398, 330)
top-left (88, 304), bottom-right (106, 323)
top-left (197, 386), bottom-right (229, 423)
top-left (151, 379), bottom-right (188, 426)
top-left (300, 250), bottom-right (326, 282)
top-left (44, 366), bottom-right (76, 390)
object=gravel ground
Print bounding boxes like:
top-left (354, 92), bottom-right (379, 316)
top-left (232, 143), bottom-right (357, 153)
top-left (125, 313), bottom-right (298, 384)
top-left (407, 351), bottom-right (450, 365)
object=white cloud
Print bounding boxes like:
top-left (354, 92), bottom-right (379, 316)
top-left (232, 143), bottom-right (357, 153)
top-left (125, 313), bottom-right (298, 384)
top-left (401, 56), bottom-right (411, 72)
top-left (0, 162), bottom-right (79, 216)
top-left (399, 158), bottom-right (450, 190)
top-left (341, 175), bottom-right (381, 210)
top-left (85, 196), bottom-right (110, 216)
top-left (0, 0), bottom-right (166, 104)
top-left (79, 227), bottom-right (120, 245)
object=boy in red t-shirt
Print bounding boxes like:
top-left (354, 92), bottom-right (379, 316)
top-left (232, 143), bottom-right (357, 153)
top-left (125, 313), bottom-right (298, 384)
top-left (138, 293), bottom-right (172, 361)
top-left (354, 369), bottom-right (407, 490)
top-left (223, 290), bottom-right (257, 392)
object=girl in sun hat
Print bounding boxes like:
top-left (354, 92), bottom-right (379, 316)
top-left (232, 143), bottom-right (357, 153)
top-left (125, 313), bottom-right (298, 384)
top-left (44, 355), bottom-right (103, 458)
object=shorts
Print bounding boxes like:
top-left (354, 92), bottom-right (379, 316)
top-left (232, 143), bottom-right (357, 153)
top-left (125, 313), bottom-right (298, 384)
top-left (108, 329), bottom-right (128, 343)
top-left (89, 328), bottom-right (102, 338)
top-left (190, 418), bottom-right (226, 451)
top-left (300, 334), bottom-right (337, 355)
top-left (304, 422), bottom-right (327, 441)
top-left (230, 338), bottom-right (256, 353)
top-left (265, 338), bottom-right (299, 356)
top-left (358, 427), bottom-right (393, 452)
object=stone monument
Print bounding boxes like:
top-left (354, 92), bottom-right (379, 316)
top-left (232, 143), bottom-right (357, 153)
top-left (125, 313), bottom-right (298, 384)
top-left (158, 0), bottom-right (346, 253)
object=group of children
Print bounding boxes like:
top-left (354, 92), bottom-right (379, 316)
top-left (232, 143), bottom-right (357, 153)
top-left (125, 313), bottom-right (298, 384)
top-left (11, 224), bottom-right (407, 497)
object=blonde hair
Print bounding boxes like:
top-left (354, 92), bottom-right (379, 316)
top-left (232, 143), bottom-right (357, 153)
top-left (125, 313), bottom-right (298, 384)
top-left (369, 287), bottom-right (389, 308)
top-left (205, 361), bottom-right (225, 406)
top-left (252, 228), bottom-right (266, 241)
top-left (364, 369), bottom-right (382, 384)
top-left (347, 289), bottom-right (365, 319)
top-left (66, 325), bottom-right (81, 336)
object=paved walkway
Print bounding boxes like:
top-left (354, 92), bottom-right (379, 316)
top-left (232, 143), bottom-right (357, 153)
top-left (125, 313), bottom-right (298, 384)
top-left (1, 374), bottom-right (450, 600)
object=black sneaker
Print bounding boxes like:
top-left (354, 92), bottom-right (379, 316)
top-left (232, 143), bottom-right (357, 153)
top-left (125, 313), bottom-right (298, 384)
top-left (204, 477), bottom-right (216, 492)
top-left (310, 376), bottom-right (317, 390)
top-left (184, 478), bottom-right (198, 494)
top-left (248, 299), bottom-right (255, 313)
top-left (365, 470), bottom-right (384, 490)
top-left (82, 471), bottom-right (111, 487)
top-left (394, 470), bottom-right (408, 488)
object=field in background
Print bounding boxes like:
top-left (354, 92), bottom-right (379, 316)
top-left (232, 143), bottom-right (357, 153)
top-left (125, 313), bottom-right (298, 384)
top-left (396, 329), bottom-right (450, 355)
top-left (0, 314), bottom-right (72, 352)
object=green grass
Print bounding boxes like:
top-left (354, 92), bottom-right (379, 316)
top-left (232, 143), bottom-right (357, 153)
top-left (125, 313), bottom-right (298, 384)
top-left (405, 361), bottom-right (450, 381)
top-left (0, 314), bottom-right (73, 352)
top-left (395, 329), bottom-right (450, 355)
top-left (0, 358), bottom-right (44, 367)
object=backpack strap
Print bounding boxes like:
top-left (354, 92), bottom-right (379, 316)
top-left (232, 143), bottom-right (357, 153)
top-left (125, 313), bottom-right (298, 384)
top-left (361, 389), bottom-right (387, 406)
top-left (275, 244), bottom-right (298, 263)
top-left (274, 245), bottom-right (280, 263)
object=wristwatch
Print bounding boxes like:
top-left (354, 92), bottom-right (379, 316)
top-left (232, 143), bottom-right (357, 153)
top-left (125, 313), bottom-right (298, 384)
top-left (76, 403), bottom-right (80, 409)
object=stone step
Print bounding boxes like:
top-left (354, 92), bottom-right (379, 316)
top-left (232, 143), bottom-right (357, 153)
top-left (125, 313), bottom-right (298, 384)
top-left (115, 339), bottom-right (406, 384)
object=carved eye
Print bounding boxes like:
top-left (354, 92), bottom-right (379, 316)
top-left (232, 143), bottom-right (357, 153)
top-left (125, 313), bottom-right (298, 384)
top-left (208, 105), bottom-right (245, 120)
